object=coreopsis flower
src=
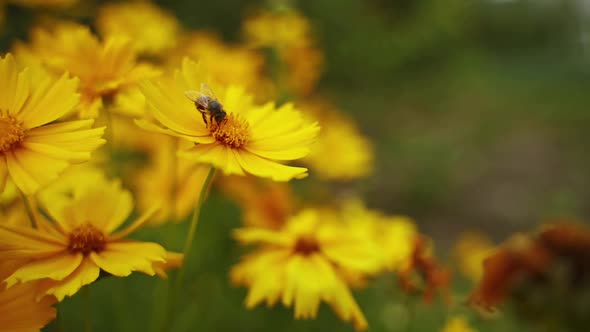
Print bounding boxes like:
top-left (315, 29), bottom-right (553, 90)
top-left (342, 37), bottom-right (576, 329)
top-left (13, 21), bottom-right (160, 118)
top-left (242, 9), bottom-right (312, 49)
top-left (302, 101), bottom-right (374, 180)
top-left (96, 1), bottom-right (180, 56)
top-left (0, 172), bottom-right (181, 301)
top-left (219, 176), bottom-right (295, 229)
top-left (231, 209), bottom-right (383, 331)
top-left (0, 282), bottom-right (56, 332)
top-left (168, 32), bottom-right (272, 99)
top-left (0, 54), bottom-right (105, 195)
top-left (138, 58), bottom-right (319, 181)
top-left (453, 232), bottom-right (495, 283)
top-left (440, 316), bottom-right (478, 332)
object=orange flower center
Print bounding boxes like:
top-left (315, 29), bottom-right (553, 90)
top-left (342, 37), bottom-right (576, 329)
top-left (210, 113), bottom-right (250, 149)
top-left (0, 113), bottom-right (24, 154)
top-left (68, 224), bottom-right (106, 255)
top-left (294, 237), bottom-right (321, 256)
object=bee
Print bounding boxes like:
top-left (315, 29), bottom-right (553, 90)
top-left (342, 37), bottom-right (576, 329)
top-left (185, 83), bottom-right (227, 128)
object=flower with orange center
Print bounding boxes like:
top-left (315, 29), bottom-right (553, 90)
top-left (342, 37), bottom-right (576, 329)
top-left (0, 173), bottom-right (181, 301)
top-left (13, 21), bottom-right (160, 118)
top-left (137, 58), bottom-right (319, 181)
top-left (0, 53), bottom-right (105, 195)
top-left (231, 209), bottom-right (383, 330)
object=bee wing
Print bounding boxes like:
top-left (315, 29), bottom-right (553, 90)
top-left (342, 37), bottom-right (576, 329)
top-left (184, 90), bottom-right (202, 102)
top-left (199, 83), bottom-right (218, 100)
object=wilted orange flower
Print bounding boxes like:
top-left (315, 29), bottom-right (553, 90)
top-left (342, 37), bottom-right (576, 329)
top-left (138, 58), bottom-right (319, 181)
top-left (0, 53), bottom-right (105, 195)
top-left (0, 173), bottom-right (181, 301)
top-left (469, 222), bottom-right (590, 310)
top-left (14, 21), bottom-right (159, 118)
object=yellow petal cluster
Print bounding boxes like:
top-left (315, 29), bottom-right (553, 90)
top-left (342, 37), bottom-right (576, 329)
top-left (231, 209), bottom-right (383, 331)
top-left (0, 54), bottom-right (105, 195)
top-left (96, 2), bottom-right (180, 55)
top-left (138, 58), bottom-right (319, 181)
top-left (0, 170), bottom-right (181, 301)
top-left (13, 22), bottom-right (160, 118)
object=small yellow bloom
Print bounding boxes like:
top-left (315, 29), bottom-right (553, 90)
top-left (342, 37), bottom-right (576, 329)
top-left (0, 173), bottom-right (181, 301)
top-left (231, 209), bottom-right (383, 331)
top-left (440, 316), bottom-right (478, 332)
top-left (453, 232), bottom-right (495, 282)
top-left (0, 281), bottom-right (56, 332)
top-left (242, 9), bottom-right (312, 49)
top-left (303, 101), bottom-right (374, 180)
top-left (219, 176), bottom-right (295, 229)
top-left (0, 53), bottom-right (105, 195)
top-left (96, 1), bottom-right (180, 55)
top-left (14, 22), bottom-right (160, 118)
top-left (168, 32), bottom-right (271, 99)
top-left (138, 58), bottom-right (319, 181)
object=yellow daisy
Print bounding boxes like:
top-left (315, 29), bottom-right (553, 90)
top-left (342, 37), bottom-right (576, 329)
top-left (0, 173), bottom-right (181, 301)
top-left (0, 281), bottom-right (56, 332)
top-left (138, 58), bottom-right (319, 181)
top-left (96, 1), bottom-right (180, 55)
top-left (302, 100), bottom-right (374, 180)
top-left (13, 21), bottom-right (160, 118)
top-left (0, 53), bottom-right (105, 195)
top-left (231, 209), bottom-right (383, 330)
top-left (167, 32), bottom-right (271, 99)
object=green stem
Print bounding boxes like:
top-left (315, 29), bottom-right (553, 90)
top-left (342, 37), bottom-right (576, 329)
top-left (19, 191), bottom-right (37, 227)
top-left (84, 286), bottom-right (92, 332)
top-left (159, 167), bottom-right (216, 331)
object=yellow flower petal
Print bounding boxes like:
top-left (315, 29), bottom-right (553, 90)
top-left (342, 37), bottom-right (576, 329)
top-left (90, 241), bottom-right (166, 277)
top-left (41, 258), bottom-right (100, 301)
top-left (5, 252), bottom-right (82, 286)
top-left (234, 150), bottom-right (308, 181)
top-left (179, 144), bottom-right (245, 176)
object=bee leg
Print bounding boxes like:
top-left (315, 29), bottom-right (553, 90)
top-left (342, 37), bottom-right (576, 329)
top-left (201, 112), bottom-right (209, 127)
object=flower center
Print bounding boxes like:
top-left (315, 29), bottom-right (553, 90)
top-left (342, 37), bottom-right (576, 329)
top-left (68, 224), bottom-right (106, 255)
top-left (0, 114), bottom-right (24, 154)
top-left (294, 237), bottom-right (321, 256)
top-left (210, 113), bottom-right (250, 149)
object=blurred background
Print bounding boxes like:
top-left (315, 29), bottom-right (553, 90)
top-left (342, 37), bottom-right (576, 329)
top-left (2, 0), bottom-right (589, 331)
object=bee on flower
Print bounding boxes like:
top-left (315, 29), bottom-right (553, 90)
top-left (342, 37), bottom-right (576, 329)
top-left (137, 58), bottom-right (319, 181)
top-left (0, 168), bottom-right (182, 301)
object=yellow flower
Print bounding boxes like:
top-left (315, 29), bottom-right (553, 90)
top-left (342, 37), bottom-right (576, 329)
top-left (303, 101), bottom-right (374, 180)
top-left (453, 232), bottom-right (495, 282)
top-left (242, 9), bottom-right (312, 49)
top-left (14, 21), bottom-right (160, 118)
top-left (168, 32), bottom-right (272, 99)
top-left (231, 209), bottom-right (383, 331)
top-left (219, 176), bottom-right (295, 229)
top-left (440, 316), bottom-right (478, 332)
top-left (340, 200), bottom-right (417, 272)
top-left (0, 281), bottom-right (56, 332)
top-left (0, 173), bottom-right (180, 301)
top-left (96, 1), bottom-right (180, 55)
top-left (133, 136), bottom-right (213, 224)
top-left (0, 54), bottom-right (105, 195)
top-left (138, 58), bottom-right (319, 181)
